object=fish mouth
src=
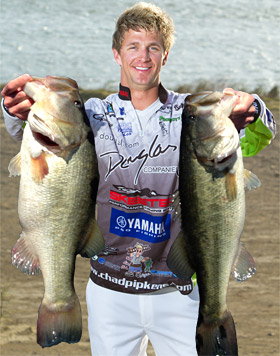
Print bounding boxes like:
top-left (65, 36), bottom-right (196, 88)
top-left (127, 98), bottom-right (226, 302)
top-left (32, 131), bottom-right (60, 149)
top-left (211, 150), bottom-right (237, 166)
top-left (196, 148), bottom-right (238, 171)
top-left (28, 113), bottom-right (61, 151)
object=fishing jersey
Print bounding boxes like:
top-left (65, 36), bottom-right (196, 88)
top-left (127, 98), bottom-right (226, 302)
top-left (86, 84), bottom-right (193, 295)
top-left (1, 85), bottom-right (276, 295)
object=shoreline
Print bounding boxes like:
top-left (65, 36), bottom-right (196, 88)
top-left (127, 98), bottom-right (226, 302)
top-left (0, 81), bottom-right (278, 120)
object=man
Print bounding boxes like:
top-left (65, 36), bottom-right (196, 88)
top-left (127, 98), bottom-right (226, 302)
top-left (1, 2), bottom-right (276, 356)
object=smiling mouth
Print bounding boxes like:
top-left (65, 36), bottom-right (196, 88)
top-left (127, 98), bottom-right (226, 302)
top-left (135, 66), bottom-right (150, 71)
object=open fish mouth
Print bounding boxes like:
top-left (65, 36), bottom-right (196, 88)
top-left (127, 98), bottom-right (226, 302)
top-left (210, 150), bottom-right (238, 170)
top-left (32, 131), bottom-right (60, 149)
top-left (28, 113), bottom-right (61, 151)
top-left (195, 149), bottom-right (238, 170)
top-left (203, 150), bottom-right (236, 164)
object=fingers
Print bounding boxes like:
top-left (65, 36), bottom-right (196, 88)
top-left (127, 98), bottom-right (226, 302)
top-left (223, 88), bottom-right (254, 109)
top-left (1, 74), bottom-right (32, 96)
top-left (3, 89), bottom-right (31, 107)
top-left (230, 109), bottom-right (255, 131)
top-left (223, 88), bottom-right (256, 131)
top-left (230, 103), bottom-right (255, 119)
top-left (7, 98), bottom-right (33, 120)
top-left (1, 74), bottom-right (33, 120)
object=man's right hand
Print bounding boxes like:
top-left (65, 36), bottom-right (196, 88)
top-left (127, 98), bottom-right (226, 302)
top-left (1, 74), bottom-right (34, 120)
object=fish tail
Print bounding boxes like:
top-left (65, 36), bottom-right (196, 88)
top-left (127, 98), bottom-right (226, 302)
top-left (196, 310), bottom-right (238, 356)
top-left (37, 293), bottom-right (82, 348)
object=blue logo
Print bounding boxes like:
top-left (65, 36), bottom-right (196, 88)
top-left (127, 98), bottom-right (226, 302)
top-left (110, 208), bottom-right (171, 243)
top-left (107, 103), bottom-right (114, 114)
top-left (119, 107), bottom-right (126, 116)
top-left (118, 122), bottom-right (132, 136)
top-left (117, 216), bottom-right (127, 228)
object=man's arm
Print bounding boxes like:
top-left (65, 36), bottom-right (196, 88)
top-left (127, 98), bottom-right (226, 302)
top-left (223, 88), bottom-right (276, 156)
top-left (239, 94), bottom-right (276, 156)
top-left (1, 74), bottom-right (33, 140)
top-left (1, 102), bottom-right (25, 141)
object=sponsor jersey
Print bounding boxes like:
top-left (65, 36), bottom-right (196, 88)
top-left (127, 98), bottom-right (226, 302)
top-left (86, 84), bottom-right (194, 294)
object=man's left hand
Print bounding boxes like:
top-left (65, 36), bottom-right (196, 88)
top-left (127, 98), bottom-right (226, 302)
top-left (223, 88), bottom-right (256, 131)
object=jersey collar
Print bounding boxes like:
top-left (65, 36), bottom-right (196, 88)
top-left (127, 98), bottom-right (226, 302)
top-left (118, 83), bottom-right (168, 104)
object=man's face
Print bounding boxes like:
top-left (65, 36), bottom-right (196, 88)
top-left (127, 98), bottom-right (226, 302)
top-left (113, 29), bottom-right (168, 91)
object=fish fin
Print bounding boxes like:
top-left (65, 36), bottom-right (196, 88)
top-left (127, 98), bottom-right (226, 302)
top-left (196, 310), bottom-right (238, 356)
top-left (12, 233), bottom-right (40, 275)
top-left (8, 152), bottom-right (22, 177)
top-left (30, 151), bottom-right (49, 183)
top-left (79, 219), bottom-right (105, 258)
top-left (171, 190), bottom-right (182, 221)
top-left (37, 293), bottom-right (82, 347)
top-left (225, 171), bottom-right (238, 201)
top-left (166, 231), bottom-right (194, 280)
top-left (231, 242), bottom-right (256, 282)
top-left (243, 169), bottom-right (261, 191)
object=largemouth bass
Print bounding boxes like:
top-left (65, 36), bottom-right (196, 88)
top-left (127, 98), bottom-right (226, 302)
top-left (167, 91), bottom-right (259, 355)
top-left (8, 76), bottom-right (104, 348)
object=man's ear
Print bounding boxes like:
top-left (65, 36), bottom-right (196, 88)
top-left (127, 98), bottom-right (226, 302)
top-left (113, 48), bottom-right (122, 66)
top-left (162, 51), bottom-right (169, 66)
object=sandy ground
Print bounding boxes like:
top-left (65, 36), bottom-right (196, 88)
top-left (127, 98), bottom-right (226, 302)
top-left (0, 109), bottom-right (279, 356)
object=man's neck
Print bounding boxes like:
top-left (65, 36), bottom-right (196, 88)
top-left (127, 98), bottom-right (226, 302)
top-left (131, 86), bottom-right (159, 110)
top-left (119, 81), bottom-right (159, 110)
top-left (118, 82), bottom-right (168, 110)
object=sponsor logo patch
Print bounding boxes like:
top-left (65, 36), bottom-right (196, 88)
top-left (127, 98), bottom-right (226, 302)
top-left (159, 116), bottom-right (180, 122)
top-left (109, 187), bottom-right (172, 213)
top-left (119, 107), bottom-right (126, 116)
top-left (118, 122), bottom-right (133, 136)
top-left (100, 135), bottom-right (177, 184)
top-left (110, 208), bottom-right (171, 243)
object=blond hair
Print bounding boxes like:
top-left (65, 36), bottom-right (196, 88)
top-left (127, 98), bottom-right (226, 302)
top-left (112, 2), bottom-right (175, 54)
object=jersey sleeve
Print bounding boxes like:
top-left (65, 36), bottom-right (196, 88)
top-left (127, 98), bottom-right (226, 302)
top-left (240, 94), bottom-right (276, 157)
top-left (1, 98), bottom-right (24, 141)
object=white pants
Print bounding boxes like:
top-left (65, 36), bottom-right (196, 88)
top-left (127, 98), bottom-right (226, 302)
top-left (86, 279), bottom-right (199, 356)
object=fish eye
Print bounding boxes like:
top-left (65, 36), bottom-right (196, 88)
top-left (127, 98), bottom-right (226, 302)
top-left (74, 100), bottom-right (83, 108)
top-left (188, 114), bottom-right (196, 121)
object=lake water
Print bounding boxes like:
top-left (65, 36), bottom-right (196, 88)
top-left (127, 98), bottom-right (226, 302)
top-left (1, 0), bottom-right (279, 92)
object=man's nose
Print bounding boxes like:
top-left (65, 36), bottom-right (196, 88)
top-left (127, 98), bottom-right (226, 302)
top-left (139, 48), bottom-right (150, 61)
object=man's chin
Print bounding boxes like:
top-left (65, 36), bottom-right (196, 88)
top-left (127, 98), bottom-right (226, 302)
top-left (130, 78), bottom-right (159, 90)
